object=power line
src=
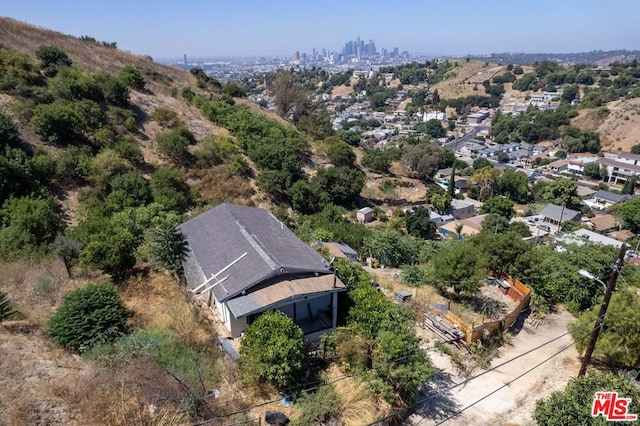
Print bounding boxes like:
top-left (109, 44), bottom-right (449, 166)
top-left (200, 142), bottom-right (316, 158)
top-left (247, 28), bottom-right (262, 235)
top-left (433, 331), bottom-right (586, 425)
top-left (203, 310), bottom-right (619, 425)
top-left (366, 319), bottom-right (605, 425)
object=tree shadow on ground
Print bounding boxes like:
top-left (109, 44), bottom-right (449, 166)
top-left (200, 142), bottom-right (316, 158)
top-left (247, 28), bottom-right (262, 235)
top-left (413, 370), bottom-right (460, 421)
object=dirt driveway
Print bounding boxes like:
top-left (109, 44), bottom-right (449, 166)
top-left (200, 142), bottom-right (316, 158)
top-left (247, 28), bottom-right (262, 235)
top-left (409, 309), bottom-right (579, 425)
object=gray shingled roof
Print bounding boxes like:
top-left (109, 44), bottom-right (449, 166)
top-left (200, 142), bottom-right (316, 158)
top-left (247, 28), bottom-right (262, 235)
top-left (592, 190), bottom-right (632, 204)
top-left (179, 203), bottom-right (331, 303)
top-left (540, 204), bottom-right (581, 223)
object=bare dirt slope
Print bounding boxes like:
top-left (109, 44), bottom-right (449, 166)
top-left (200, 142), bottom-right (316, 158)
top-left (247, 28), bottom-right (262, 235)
top-left (572, 98), bottom-right (640, 151)
top-left (411, 309), bottom-right (579, 426)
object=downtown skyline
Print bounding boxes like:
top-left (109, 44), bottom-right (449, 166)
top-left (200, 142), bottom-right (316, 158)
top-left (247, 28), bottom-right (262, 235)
top-left (1, 0), bottom-right (638, 59)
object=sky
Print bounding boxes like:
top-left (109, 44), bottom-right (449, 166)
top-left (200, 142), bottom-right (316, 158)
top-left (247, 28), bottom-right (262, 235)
top-left (2, 0), bottom-right (638, 59)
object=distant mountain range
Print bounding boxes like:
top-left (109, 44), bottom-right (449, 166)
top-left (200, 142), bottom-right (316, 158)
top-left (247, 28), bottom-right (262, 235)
top-left (467, 50), bottom-right (640, 66)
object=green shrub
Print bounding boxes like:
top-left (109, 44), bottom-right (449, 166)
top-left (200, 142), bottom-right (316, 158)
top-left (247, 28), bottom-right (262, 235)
top-left (156, 127), bottom-right (194, 165)
top-left (119, 65), bottom-right (145, 91)
top-left (293, 385), bottom-right (342, 425)
top-left (48, 283), bottom-right (130, 352)
top-left (150, 107), bottom-right (180, 128)
top-left (239, 311), bottom-right (305, 389)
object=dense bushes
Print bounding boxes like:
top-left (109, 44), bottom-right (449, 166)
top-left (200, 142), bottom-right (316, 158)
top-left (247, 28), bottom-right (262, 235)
top-left (48, 283), bottom-right (130, 352)
top-left (239, 311), bottom-right (305, 389)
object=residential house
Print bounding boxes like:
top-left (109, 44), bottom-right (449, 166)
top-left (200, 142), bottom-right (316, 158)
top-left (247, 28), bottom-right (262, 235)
top-left (447, 199), bottom-right (477, 220)
top-left (588, 214), bottom-right (619, 234)
top-left (597, 152), bottom-right (640, 184)
top-left (357, 207), bottom-right (374, 223)
top-left (547, 159), bottom-right (569, 174)
top-left (540, 204), bottom-right (581, 226)
top-left (179, 203), bottom-right (346, 341)
top-left (576, 185), bottom-right (597, 199)
top-left (585, 190), bottom-right (633, 211)
top-left (566, 157), bottom-right (598, 175)
top-left (317, 242), bottom-right (358, 262)
top-left (555, 229), bottom-right (624, 250)
top-left (429, 210), bottom-right (454, 226)
top-left (467, 110), bottom-right (490, 124)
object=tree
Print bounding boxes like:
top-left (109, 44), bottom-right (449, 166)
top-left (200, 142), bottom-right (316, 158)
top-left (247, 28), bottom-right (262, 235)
top-left (480, 213), bottom-right (511, 234)
top-left (424, 119), bottom-right (446, 139)
top-left (631, 144), bottom-right (640, 155)
top-left (479, 197), bottom-right (515, 219)
top-left (35, 45), bottom-right (72, 76)
top-left (272, 69), bottom-right (305, 118)
top-left (239, 311), bottom-right (305, 389)
top-left (405, 207), bottom-right (436, 239)
top-left (474, 231), bottom-right (531, 276)
top-left (362, 149), bottom-right (392, 174)
top-left (470, 167), bottom-right (500, 200)
top-left (447, 165), bottom-right (456, 197)
top-left (472, 157), bottom-right (493, 170)
top-left (119, 65), bottom-right (145, 90)
top-left (431, 241), bottom-right (484, 295)
top-left (109, 170), bottom-right (152, 207)
top-left (430, 192), bottom-right (452, 215)
top-left (0, 111), bottom-right (19, 147)
top-left (534, 372), bottom-right (640, 425)
top-left (497, 152), bottom-right (510, 163)
top-left (584, 161), bottom-right (604, 180)
top-left (323, 137), bottom-right (355, 166)
top-left (497, 169), bottom-right (529, 202)
top-left (402, 142), bottom-right (446, 181)
top-left (0, 196), bottom-right (61, 254)
top-left (313, 166), bottom-right (364, 206)
top-left (362, 230), bottom-right (419, 268)
top-left (150, 167), bottom-right (192, 212)
top-left (569, 288), bottom-right (640, 368)
top-left (47, 283), bottom-right (130, 352)
top-left (149, 219), bottom-right (187, 278)
top-left (287, 179), bottom-right (328, 214)
top-left (80, 227), bottom-right (137, 278)
top-left (621, 175), bottom-right (636, 195)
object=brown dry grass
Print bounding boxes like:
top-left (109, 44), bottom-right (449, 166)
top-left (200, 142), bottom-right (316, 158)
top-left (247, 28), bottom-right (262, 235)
top-left (0, 17), bottom-right (192, 90)
top-left (325, 366), bottom-right (384, 425)
top-left (431, 61), bottom-right (505, 99)
top-left (52, 359), bottom-right (190, 426)
top-left (572, 98), bottom-right (640, 151)
top-left (187, 165), bottom-right (256, 206)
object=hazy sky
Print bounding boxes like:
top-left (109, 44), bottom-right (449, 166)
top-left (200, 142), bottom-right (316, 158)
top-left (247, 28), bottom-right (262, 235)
top-left (2, 0), bottom-right (638, 58)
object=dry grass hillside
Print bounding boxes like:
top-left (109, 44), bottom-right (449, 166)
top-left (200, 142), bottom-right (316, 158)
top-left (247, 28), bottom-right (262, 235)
top-left (572, 97), bottom-right (640, 151)
top-left (0, 17), bottom-right (188, 86)
top-left (431, 61), bottom-right (506, 99)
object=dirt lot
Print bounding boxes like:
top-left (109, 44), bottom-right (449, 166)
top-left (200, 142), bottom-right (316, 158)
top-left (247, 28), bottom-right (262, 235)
top-left (410, 309), bottom-right (579, 425)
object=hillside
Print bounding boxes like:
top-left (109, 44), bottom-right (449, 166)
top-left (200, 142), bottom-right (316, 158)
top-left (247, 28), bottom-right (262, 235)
top-left (572, 97), bottom-right (640, 151)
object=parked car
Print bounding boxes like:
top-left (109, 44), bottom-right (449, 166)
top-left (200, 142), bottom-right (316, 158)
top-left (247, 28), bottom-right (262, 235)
top-left (537, 223), bottom-right (551, 232)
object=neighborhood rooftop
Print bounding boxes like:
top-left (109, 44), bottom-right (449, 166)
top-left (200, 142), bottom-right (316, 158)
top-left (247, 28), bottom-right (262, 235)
top-left (179, 203), bottom-right (332, 303)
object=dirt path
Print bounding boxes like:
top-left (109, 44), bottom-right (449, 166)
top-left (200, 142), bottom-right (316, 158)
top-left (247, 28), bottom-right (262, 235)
top-left (410, 309), bottom-right (579, 426)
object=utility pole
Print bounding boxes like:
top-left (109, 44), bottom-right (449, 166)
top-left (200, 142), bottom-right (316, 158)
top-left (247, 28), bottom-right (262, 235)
top-left (578, 243), bottom-right (627, 376)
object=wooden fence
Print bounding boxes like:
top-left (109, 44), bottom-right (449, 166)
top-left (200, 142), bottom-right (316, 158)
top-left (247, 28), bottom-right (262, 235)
top-left (433, 274), bottom-right (531, 343)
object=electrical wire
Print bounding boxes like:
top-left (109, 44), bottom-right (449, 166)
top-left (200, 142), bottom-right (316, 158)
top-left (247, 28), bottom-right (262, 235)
top-left (366, 321), bottom-right (603, 425)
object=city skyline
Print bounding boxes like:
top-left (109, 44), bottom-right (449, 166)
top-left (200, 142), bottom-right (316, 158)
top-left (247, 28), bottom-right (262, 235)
top-left (2, 0), bottom-right (638, 59)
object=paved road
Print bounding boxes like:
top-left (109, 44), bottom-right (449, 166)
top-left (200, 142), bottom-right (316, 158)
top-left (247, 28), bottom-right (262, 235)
top-left (443, 125), bottom-right (490, 152)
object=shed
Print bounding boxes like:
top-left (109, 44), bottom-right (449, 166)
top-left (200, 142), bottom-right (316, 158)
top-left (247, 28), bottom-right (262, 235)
top-left (357, 207), bottom-right (374, 223)
top-left (394, 290), bottom-right (412, 303)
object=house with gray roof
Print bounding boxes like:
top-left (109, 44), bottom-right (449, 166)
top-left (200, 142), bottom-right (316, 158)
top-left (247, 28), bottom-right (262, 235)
top-left (180, 203), bottom-right (346, 341)
top-left (540, 204), bottom-right (581, 225)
